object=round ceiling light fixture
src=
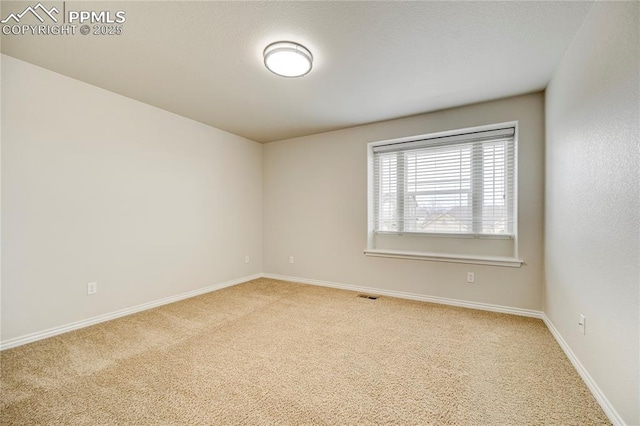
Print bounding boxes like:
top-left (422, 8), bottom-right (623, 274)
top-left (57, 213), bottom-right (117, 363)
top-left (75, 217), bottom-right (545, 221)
top-left (263, 41), bottom-right (313, 78)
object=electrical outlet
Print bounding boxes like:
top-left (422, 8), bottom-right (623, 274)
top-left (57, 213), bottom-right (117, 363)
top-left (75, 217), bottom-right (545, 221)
top-left (245, 255), bottom-right (250, 263)
top-left (289, 256), bottom-right (294, 264)
top-left (467, 272), bottom-right (475, 283)
top-left (578, 314), bottom-right (586, 335)
top-left (87, 282), bottom-right (97, 295)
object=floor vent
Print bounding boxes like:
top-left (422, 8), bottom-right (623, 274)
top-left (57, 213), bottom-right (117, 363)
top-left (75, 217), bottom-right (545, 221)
top-left (357, 294), bottom-right (379, 300)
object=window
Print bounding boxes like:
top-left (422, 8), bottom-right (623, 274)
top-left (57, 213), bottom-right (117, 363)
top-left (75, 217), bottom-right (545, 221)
top-left (366, 124), bottom-right (521, 266)
top-left (372, 126), bottom-right (516, 238)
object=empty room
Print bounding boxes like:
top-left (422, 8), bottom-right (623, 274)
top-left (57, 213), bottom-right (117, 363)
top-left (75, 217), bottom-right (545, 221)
top-left (1, 1), bottom-right (638, 425)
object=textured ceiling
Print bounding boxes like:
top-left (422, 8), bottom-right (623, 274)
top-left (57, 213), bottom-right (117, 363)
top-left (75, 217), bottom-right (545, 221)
top-left (1, 1), bottom-right (594, 142)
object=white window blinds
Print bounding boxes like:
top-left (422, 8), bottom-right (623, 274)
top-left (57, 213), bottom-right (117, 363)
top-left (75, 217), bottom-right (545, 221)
top-left (373, 127), bottom-right (515, 237)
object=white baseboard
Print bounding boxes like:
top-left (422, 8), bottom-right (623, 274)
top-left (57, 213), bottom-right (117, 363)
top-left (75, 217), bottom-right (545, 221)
top-left (542, 314), bottom-right (624, 426)
top-left (0, 273), bottom-right (262, 351)
top-left (262, 273), bottom-right (544, 319)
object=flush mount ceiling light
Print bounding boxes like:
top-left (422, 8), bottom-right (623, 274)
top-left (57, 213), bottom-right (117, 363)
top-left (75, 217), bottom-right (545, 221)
top-left (263, 41), bottom-right (313, 78)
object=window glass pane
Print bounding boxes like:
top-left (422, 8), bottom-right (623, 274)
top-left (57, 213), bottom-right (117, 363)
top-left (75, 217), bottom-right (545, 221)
top-left (482, 142), bottom-right (510, 234)
top-left (404, 144), bottom-right (473, 233)
top-left (406, 146), bottom-right (472, 192)
top-left (376, 154), bottom-right (397, 231)
top-left (404, 193), bottom-right (472, 233)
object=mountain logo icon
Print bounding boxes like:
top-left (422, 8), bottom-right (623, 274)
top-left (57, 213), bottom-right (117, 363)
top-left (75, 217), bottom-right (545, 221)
top-left (1, 3), bottom-right (59, 24)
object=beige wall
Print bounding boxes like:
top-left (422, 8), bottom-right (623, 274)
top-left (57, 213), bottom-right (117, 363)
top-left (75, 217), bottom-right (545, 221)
top-left (545, 2), bottom-right (639, 424)
top-left (263, 93), bottom-right (544, 310)
top-left (1, 55), bottom-right (263, 341)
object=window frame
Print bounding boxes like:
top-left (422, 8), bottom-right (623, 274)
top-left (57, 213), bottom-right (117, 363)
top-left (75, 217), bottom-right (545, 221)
top-left (366, 122), bottom-right (521, 267)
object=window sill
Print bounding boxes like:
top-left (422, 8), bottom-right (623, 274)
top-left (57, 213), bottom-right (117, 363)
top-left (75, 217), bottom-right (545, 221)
top-left (363, 249), bottom-right (523, 268)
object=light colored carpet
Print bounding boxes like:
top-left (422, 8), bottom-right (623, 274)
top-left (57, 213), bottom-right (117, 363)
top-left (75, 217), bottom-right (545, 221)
top-left (1, 278), bottom-right (609, 425)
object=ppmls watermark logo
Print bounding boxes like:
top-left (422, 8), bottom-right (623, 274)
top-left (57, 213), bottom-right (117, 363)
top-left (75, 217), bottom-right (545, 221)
top-left (1, 2), bottom-right (126, 36)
